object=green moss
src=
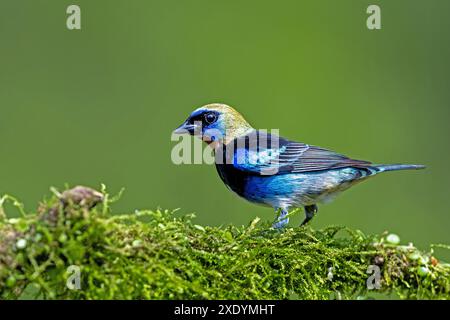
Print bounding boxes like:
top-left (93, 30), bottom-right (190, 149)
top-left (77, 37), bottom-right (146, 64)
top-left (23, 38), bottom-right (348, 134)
top-left (0, 186), bottom-right (449, 300)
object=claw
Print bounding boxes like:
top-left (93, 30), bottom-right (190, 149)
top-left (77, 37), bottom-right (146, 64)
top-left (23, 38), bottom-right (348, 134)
top-left (272, 208), bottom-right (289, 229)
top-left (301, 204), bottom-right (318, 226)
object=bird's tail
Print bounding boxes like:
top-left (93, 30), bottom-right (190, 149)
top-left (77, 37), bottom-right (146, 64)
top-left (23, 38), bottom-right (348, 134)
top-left (373, 164), bottom-right (426, 173)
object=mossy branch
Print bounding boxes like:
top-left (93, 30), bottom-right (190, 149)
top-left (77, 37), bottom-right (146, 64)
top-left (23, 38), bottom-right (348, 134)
top-left (0, 186), bottom-right (449, 300)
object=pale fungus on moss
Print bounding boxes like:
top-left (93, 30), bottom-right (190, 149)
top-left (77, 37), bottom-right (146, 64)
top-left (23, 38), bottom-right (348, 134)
top-left (417, 266), bottom-right (430, 277)
top-left (15, 238), bottom-right (27, 249)
top-left (386, 234), bottom-right (401, 245)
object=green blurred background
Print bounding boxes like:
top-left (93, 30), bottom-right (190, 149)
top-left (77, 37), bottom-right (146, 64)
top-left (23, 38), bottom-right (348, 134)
top-left (1, 1), bottom-right (449, 259)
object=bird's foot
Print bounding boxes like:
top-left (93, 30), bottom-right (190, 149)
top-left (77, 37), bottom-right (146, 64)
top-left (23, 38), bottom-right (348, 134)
top-left (272, 209), bottom-right (289, 229)
top-left (272, 218), bottom-right (289, 229)
top-left (300, 204), bottom-right (318, 226)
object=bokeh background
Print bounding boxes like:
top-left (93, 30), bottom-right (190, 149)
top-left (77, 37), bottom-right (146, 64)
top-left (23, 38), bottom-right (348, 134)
top-left (1, 0), bottom-right (449, 259)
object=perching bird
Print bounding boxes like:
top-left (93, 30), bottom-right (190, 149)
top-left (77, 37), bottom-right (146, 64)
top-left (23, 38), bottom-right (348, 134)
top-left (173, 103), bottom-right (425, 228)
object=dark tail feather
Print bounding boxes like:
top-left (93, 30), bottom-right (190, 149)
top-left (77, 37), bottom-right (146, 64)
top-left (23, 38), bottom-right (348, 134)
top-left (374, 164), bottom-right (426, 173)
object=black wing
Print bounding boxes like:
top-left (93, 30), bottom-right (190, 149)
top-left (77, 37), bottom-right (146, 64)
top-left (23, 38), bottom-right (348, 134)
top-left (227, 131), bottom-right (372, 175)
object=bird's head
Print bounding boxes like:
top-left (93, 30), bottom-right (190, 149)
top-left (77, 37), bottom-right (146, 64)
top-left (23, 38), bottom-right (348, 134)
top-left (173, 103), bottom-right (253, 145)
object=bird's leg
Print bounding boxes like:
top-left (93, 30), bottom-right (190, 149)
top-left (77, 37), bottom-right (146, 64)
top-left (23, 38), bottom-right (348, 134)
top-left (272, 208), bottom-right (289, 229)
top-left (301, 204), bottom-right (318, 226)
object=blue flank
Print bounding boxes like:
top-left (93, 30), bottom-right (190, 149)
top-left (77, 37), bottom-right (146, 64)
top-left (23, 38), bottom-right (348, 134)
top-left (232, 167), bottom-right (372, 209)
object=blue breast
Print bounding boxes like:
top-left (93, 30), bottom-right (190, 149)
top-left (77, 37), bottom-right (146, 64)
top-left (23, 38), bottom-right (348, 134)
top-left (215, 162), bottom-right (302, 206)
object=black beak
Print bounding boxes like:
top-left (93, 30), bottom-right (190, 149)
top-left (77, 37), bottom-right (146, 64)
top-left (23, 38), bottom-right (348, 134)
top-left (173, 121), bottom-right (196, 135)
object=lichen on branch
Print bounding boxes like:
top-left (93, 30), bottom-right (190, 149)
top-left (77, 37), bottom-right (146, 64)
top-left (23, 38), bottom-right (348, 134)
top-left (0, 186), bottom-right (449, 299)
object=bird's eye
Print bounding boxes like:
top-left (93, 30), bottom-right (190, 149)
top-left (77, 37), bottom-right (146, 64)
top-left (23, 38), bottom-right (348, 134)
top-left (204, 112), bottom-right (217, 125)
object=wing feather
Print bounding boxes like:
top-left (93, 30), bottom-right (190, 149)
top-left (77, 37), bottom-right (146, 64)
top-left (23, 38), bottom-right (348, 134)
top-left (227, 131), bottom-right (371, 175)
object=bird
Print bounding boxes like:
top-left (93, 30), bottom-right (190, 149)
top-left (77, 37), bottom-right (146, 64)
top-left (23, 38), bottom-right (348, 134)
top-left (173, 103), bottom-right (425, 229)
